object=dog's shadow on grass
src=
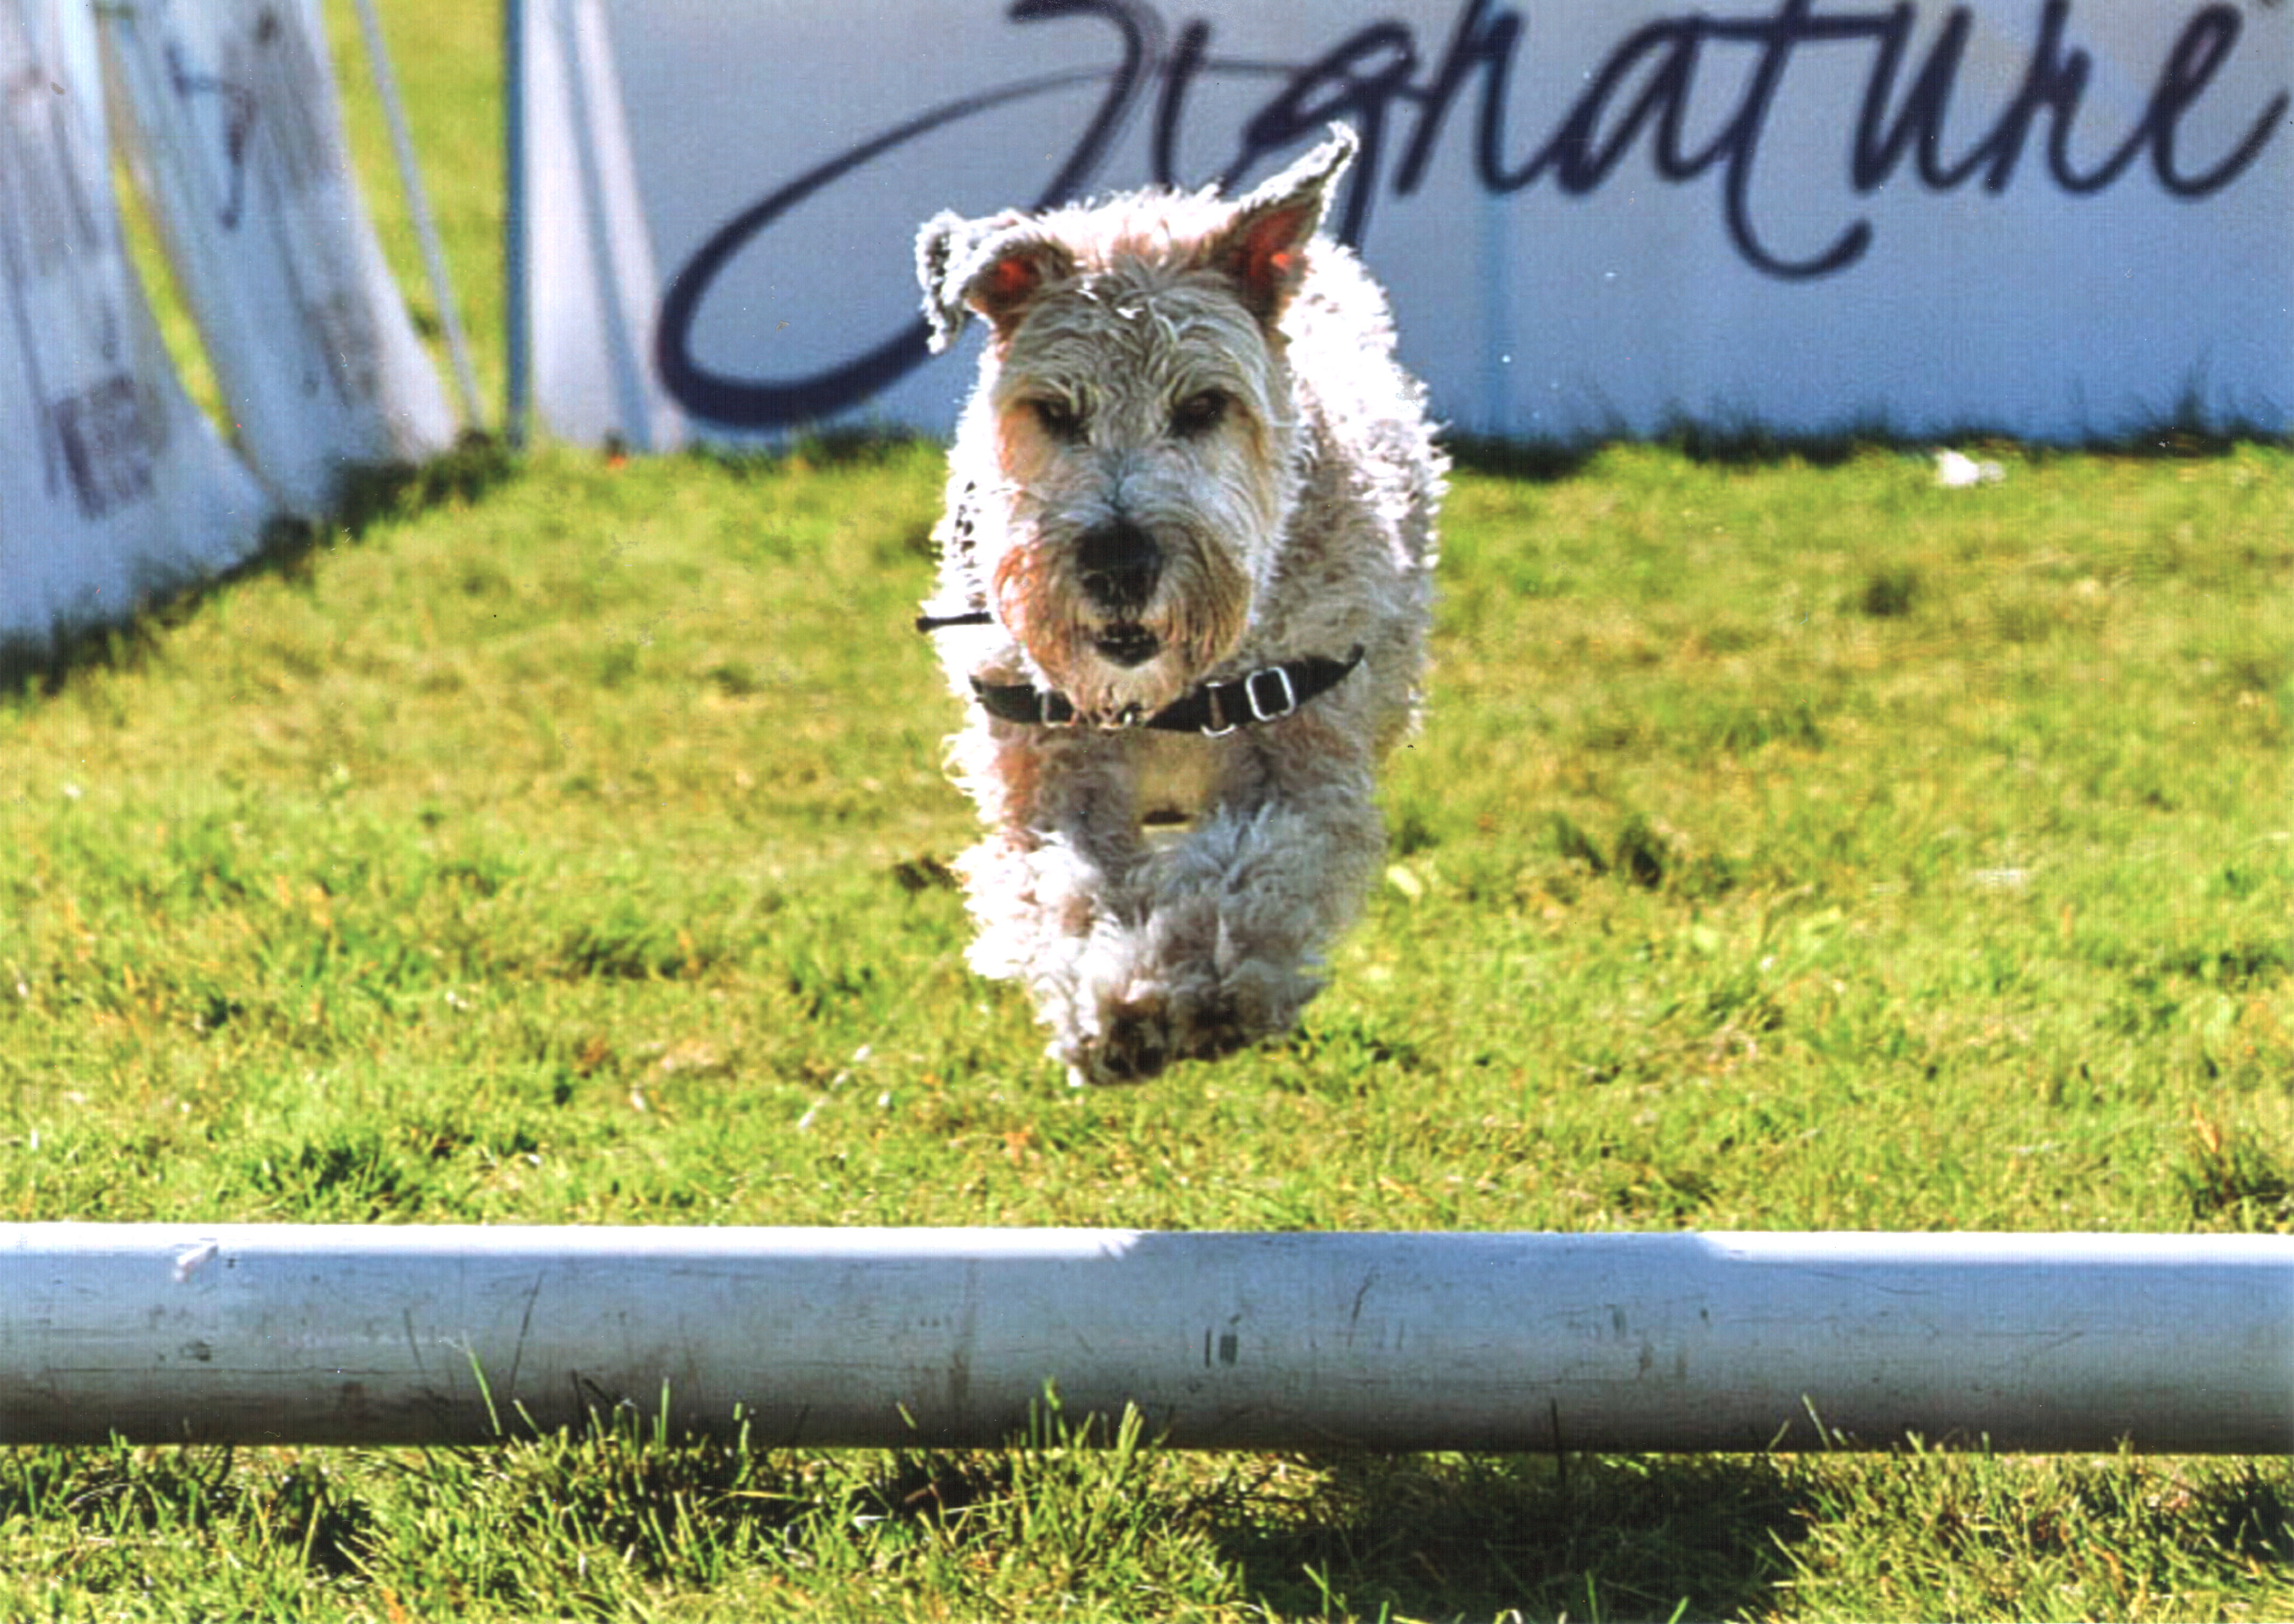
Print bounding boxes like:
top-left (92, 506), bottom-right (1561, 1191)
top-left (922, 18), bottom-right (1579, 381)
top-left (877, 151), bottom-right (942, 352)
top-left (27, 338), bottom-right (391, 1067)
top-left (1208, 1450), bottom-right (1812, 1622)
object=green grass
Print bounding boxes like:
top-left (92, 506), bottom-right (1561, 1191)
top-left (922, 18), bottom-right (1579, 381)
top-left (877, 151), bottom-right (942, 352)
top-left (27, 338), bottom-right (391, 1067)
top-left (5, 435), bottom-right (2290, 1622)
top-left (3, 3), bottom-right (2292, 1617)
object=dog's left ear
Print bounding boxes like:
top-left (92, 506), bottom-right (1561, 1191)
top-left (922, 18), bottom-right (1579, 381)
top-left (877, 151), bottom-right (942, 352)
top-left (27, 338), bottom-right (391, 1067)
top-left (917, 210), bottom-right (1075, 354)
top-left (1206, 123), bottom-right (1358, 325)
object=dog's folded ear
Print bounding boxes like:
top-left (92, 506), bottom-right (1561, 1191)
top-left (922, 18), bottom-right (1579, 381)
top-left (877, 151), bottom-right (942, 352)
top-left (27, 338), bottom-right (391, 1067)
top-left (1205, 123), bottom-right (1359, 325)
top-left (917, 211), bottom-right (1076, 354)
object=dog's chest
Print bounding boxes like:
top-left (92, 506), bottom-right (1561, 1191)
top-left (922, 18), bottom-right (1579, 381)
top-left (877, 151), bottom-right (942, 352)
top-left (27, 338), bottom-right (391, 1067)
top-left (1130, 731), bottom-right (1225, 828)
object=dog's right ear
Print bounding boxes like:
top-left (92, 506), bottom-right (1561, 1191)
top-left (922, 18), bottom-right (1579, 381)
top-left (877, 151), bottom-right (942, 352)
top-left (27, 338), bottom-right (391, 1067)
top-left (1205, 124), bottom-right (1359, 325)
top-left (917, 212), bottom-right (1075, 354)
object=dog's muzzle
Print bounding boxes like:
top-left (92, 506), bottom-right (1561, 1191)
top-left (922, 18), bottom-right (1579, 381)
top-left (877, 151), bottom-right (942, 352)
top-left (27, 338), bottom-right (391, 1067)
top-left (1075, 521), bottom-right (1162, 616)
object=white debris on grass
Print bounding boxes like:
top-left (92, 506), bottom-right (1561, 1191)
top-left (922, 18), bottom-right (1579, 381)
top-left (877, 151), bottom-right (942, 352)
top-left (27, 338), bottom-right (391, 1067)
top-left (1935, 449), bottom-right (2006, 488)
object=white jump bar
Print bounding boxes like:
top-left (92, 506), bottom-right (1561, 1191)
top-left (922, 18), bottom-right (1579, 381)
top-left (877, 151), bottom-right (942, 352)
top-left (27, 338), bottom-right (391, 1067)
top-left (5, 1226), bottom-right (2288, 1452)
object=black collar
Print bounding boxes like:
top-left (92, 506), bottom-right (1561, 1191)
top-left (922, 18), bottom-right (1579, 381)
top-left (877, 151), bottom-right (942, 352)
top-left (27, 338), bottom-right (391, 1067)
top-left (963, 644), bottom-right (1366, 735)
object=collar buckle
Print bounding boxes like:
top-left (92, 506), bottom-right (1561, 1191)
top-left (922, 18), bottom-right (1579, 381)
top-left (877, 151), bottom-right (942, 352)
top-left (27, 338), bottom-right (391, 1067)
top-left (1242, 664), bottom-right (1299, 723)
top-left (1199, 683), bottom-right (1238, 738)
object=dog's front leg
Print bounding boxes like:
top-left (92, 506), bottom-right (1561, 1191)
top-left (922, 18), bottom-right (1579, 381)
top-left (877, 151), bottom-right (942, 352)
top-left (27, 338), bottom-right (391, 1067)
top-left (948, 724), bottom-right (1166, 1082)
top-left (1087, 713), bottom-right (1386, 1080)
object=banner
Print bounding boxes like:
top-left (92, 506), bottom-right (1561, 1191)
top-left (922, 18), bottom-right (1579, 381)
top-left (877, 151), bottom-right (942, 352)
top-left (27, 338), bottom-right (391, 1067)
top-left (99, 0), bottom-right (455, 515)
top-left (516, 0), bottom-right (2294, 446)
top-left (0, 0), bottom-right (273, 653)
top-left (517, 0), bottom-right (683, 452)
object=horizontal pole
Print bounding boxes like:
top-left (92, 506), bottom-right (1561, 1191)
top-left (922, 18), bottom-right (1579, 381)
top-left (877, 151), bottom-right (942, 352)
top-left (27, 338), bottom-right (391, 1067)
top-left (4, 1226), bottom-right (2289, 1453)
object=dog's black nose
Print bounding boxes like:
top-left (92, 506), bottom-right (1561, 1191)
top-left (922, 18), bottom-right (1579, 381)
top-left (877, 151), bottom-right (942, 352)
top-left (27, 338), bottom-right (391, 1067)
top-left (1076, 521), bottom-right (1162, 613)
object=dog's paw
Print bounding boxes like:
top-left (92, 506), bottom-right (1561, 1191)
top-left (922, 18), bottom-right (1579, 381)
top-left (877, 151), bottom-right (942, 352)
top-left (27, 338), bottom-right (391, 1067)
top-left (1173, 993), bottom-right (1255, 1065)
top-left (1064, 988), bottom-right (1269, 1086)
top-left (1068, 994), bottom-right (1177, 1086)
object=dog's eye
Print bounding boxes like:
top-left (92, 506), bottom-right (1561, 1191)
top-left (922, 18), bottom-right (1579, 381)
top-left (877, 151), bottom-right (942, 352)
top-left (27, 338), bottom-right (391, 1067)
top-left (1170, 390), bottom-right (1230, 438)
top-left (1029, 398), bottom-right (1085, 443)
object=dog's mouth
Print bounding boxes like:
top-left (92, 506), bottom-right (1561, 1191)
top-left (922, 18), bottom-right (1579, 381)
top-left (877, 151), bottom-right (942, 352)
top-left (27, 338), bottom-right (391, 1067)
top-left (1092, 624), bottom-right (1162, 667)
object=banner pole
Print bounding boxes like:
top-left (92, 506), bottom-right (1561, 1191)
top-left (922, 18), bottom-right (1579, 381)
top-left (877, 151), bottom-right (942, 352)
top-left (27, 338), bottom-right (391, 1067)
top-left (503, 0), bottom-right (529, 447)
top-left (350, 0), bottom-right (482, 433)
top-left (552, 0), bottom-right (658, 451)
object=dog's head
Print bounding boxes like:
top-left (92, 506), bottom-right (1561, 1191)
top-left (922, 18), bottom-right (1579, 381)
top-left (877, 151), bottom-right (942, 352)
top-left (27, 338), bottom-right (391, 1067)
top-left (916, 128), bottom-right (1356, 721)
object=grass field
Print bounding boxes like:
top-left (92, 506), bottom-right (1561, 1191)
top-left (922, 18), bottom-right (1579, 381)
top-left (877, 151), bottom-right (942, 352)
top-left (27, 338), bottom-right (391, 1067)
top-left (2, 3), bottom-right (2291, 1619)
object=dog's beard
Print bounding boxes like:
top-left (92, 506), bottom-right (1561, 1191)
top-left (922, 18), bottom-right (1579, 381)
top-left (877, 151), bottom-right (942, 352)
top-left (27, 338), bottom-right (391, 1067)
top-left (992, 533), bottom-right (1251, 723)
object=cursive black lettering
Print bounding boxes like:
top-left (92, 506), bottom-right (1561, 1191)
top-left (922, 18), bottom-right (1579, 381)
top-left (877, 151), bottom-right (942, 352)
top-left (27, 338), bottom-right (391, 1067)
top-left (1153, 20), bottom-right (1213, 182)
top-left (1698, 1), bottom-right (1890, 277)
top-left (1854, 5), bottom-right (1982, 189)
top-left (652, 0), bottom-right (2290, 428)
top-left (1459, 1), bottom-right (1884, 277)
top-left (2145, 6), bottom-right (2289, 195)
top-left (653, 0), bottom-right (1158, 426)
top-left (1224, 25), bottom-right (1418, 242)
top-left (1854, 2), bottom-right (2287, 199)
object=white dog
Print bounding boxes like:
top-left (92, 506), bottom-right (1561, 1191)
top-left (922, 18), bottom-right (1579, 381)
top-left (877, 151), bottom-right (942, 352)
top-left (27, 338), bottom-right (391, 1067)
top-left (914, 127), bottom-right (1442, 1084)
